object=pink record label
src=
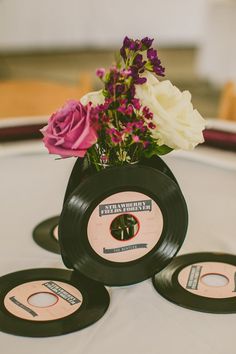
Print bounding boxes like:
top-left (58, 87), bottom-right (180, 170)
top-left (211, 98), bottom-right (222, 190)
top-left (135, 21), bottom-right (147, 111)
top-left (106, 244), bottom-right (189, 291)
top-left (178, 262), bottom-right (236, 298)
top-left (52, 226), bottom-right (59, 241)
top-left (4, 280), bottom-right (83, 321)
top-left (87, 191), bottom-right (163, 262)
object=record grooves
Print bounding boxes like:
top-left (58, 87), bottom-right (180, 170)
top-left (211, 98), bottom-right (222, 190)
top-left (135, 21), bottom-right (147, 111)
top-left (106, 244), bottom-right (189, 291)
top-left (59, 164), bottom-right (188, 286)
top-left (152, 252), bottom-right (236, 313)
top-left (0, 268), bottom-right (110, 337)
top-left (63, 155), bottom-right (179, 204)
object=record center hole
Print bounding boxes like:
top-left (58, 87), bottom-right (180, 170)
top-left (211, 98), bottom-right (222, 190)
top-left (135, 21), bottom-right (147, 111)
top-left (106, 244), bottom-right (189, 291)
top-left (27, 292), bottom-right (58, 308)
top-left (110, 214), bottom-right (139, 241)
top-left (201, 273), bottom-right (229, 287)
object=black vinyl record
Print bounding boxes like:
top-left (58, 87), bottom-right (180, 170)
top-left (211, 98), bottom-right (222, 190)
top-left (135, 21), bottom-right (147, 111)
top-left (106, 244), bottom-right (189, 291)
top-left (63, 155), bottom-right (179, 204)
top-left (152, 252), bottom-right (236, 313)
top-left (59, 164), bottom-right (188, 286)
top-left (0, 268), bottom-right (110, 337)
top-left (33, 216), bottom-right (60, 254)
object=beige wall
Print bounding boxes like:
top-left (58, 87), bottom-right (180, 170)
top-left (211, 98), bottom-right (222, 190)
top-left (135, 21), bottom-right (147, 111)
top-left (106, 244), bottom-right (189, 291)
top-left (0, 0), bottom-right (207, 51)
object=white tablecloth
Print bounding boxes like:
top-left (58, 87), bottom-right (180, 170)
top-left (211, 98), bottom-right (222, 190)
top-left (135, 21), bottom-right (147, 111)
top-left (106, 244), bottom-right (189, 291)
top-left (0, 141), bottom-right (236, 354)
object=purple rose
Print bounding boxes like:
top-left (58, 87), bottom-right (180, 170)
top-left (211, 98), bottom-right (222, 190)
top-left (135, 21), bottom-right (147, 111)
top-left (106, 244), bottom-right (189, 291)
top-left (41, 100), bottom-right (98, 158)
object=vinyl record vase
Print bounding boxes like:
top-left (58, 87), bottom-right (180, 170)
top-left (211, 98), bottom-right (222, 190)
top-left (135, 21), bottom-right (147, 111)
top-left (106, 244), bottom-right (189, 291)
top-left (59, 155), bottom-right (188, 286)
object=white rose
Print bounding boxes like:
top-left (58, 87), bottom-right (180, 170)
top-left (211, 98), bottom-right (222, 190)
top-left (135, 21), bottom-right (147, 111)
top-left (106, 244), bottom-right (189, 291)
top-left (80, 90), bottom-right (105, 106)
top-left (135, 72), bottom-right (205, 150)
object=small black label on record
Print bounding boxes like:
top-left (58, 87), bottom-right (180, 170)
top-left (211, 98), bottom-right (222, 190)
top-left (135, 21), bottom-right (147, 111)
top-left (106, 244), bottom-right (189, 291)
top-left (186, 265), bottom-right (202, 290)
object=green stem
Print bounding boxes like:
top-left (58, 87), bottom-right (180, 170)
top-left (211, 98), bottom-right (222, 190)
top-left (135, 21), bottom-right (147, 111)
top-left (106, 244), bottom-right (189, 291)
top-left (88, 146), bottom-right (100, 171)
top-left (131, 144), bottom-right (139, 163)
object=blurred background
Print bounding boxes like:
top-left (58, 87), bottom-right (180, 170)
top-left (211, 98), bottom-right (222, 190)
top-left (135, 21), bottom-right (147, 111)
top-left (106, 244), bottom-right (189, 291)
top-left (0, 0), bottom-right (236, 143)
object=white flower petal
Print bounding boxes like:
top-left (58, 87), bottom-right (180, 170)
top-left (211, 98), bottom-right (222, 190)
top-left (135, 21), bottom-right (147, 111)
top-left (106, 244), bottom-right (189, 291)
top-left (80, 90), bottom-right (105, 106)
top-left (135, 72), bottom-right (205, 150)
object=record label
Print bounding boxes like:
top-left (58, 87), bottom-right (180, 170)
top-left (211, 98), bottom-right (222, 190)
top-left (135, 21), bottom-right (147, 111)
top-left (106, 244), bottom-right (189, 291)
top-left (4, 280), bottom-right (83, 321)
top-left (87, 191), bottom-right (163, 262)
top-left (178, 261), bottom-right (236, 299)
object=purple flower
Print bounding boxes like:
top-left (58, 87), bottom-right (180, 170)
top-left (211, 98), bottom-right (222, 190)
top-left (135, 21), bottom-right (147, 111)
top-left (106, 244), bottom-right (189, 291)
top-left (130, 84), bottom-right (136, 98)
top-left (130, 41), bottom-right (136, 50)
top-left (153, 62), bottom-right (165, 76)
top-left (120, 36), bottom-right (132, 59)
top-left (122, 69), bottom-right (132, 77)
top-left (117, 103), bottom-right (133, 115)
top-left (116, 84), bottom-right (125, 95)
top-left (133, 54), bottom-right (147, 69)
top-left (96, 68), bottom-right (105, 79)
top-left (141, 37), bottom-right (154, 49)
top-left (147, 49), bottom-right (165, 77)
top-left (120, 98), bottom-right (128, 105)
top-left (143, 106), bottom-right (154, 119)
top-left (147, 48), bottom-right (157, 60)
top-left (124, 122), bottom-right (134, 133)
top-left (120, 46), bottom-right (127, 60)
top-left (131, 98), bottom-right (141, 110)
top-left (130, 66), bottom-right (139, 77)
top-left (107, 83), bottom-right (114, 95)
top-left (123, 36), bottom-right (132, 48)
top-left (134, 40), bottom-right (142, 51)
top-left (107, 128), bottom-right (123, 144)
top-left (134, 76), bottom-right (147, 85)
top-left (120, 36), bottom-right (165, 78)
top-left (117, 104), bottom-right (127, 114)
top-left (97, 98), bottom-right (113, 112)
top-left (134, 121), bottom-right (144, 129)
top-left (130, 66), bottom-right (147, 85)
top-left (125, 105), bottom-right (133, 115)
top-left (148, 122), bottom-right (156, 129)
top-left (120, 37), bottom-right (142, 59)
top-left (41, 100), bottom-right (98, 158)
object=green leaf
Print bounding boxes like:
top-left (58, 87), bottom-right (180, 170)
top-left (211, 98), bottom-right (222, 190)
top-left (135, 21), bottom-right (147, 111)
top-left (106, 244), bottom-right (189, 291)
top-left (143, 144), bottom-right (173, 158)
top-left (145, 62), bottom-right (153, 71)
top-left (115, 51), bottom-right (122, 68)
top-left (155, 145), bottom-right (173, 155)
top-left (102, 89), bottom-right (109, 98)
top-left (104, 72), bottom-right (111, 83)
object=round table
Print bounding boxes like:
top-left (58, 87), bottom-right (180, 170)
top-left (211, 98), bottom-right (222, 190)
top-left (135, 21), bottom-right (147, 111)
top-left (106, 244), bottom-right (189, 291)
top-left (0, 140), bottom-right (236, 354)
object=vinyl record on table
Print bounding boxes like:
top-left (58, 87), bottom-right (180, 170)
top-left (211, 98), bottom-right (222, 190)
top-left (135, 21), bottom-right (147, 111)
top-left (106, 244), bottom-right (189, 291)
top-left (152, 252), bottom-right (236, 313)
top-left (33, 216), bottom-right (60, 254)
top-left (0, 268), bottom-right (110, 337)
top-left (59, 164), bottom-right (188, 286)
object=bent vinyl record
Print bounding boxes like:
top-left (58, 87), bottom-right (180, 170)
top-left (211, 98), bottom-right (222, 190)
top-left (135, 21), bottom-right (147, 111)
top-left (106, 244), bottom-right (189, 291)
top-left (63, 155), bottom-right (179, 205)
top-left (59, 164), bottom-right (188, 286)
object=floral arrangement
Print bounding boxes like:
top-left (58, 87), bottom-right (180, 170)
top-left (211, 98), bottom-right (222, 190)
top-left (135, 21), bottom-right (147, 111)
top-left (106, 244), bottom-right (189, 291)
top-left (41, 36), bottom-right (205, 170)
